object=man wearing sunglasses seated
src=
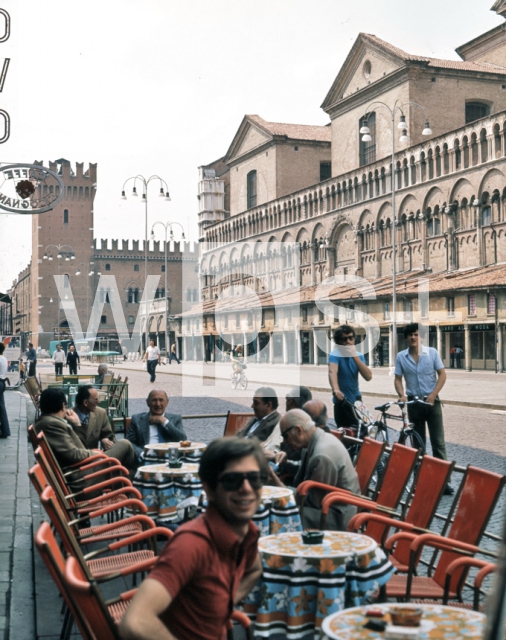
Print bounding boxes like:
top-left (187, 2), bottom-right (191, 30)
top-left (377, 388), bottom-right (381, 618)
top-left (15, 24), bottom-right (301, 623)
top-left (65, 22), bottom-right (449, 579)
top-left (270, 409), bottom-right (359, 531)
top-left (120, 437), bottom-right (267, 640)
top-left (236, 386), bottom-right (281, 442)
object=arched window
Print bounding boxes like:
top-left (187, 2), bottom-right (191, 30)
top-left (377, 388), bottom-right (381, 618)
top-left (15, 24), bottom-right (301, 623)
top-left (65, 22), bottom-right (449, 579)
top-left (105, 263), bottom-right (111, 271)
top-left (63, 274), bottom-right (70, 289)
top-left (247, 170), bottom-right (257, 209)
top-left (465, 102), bottom-right (490, 124)
top-left (482, 206), bottom-right (491, 226)
top-left (63, 209), bottom-right (69, 224)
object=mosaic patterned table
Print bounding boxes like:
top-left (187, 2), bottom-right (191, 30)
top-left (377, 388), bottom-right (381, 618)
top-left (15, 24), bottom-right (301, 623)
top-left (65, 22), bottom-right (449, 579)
top-left (133, 463), bottom-right (202, 522)
top-left (245, 531), bottom-right (394, 639)
top-left (253, 486), bottom-right (302, 536)
top-left (142, 441), bottom-right (206, 465)
top-left (321, 604), bottom-right (485, 639)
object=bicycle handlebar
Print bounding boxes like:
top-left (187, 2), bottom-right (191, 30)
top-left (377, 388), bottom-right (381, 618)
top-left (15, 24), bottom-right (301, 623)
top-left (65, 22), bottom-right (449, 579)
top-left (374, 397), bottom-right (432, 412)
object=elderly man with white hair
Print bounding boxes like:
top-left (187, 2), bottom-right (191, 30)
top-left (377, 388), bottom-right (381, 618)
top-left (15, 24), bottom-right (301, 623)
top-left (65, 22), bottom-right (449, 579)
top-left (272, 408), bottom-right (360, 531)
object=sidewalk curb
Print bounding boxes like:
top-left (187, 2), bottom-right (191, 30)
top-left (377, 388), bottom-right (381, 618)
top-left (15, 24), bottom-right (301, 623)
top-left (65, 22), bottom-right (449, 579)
top-left (90, 363), bottom-right (506, 411)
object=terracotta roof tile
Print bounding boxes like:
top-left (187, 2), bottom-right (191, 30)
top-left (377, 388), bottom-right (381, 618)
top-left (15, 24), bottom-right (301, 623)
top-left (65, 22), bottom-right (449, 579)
top-left (362, 33), bottom-right (506, 76)
top-left (248, 115), bottom-right (331, 142)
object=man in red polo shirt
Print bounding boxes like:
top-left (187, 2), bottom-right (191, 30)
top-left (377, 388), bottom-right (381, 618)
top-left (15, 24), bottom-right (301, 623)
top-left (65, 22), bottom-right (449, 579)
top-left (119, 437), bottom-right (267, 640)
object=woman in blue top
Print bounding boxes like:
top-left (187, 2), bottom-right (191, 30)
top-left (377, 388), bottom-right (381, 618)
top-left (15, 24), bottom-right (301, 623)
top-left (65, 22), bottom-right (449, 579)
top-left (328, 325), bottom-right (372, 427)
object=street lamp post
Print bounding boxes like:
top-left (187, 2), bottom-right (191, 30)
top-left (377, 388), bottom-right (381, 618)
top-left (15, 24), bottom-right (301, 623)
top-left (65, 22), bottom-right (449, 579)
top-left (75, 262), bottom-right (101, 343)
top-left (360, 101), bottom-right (432, 366)
top-left (121, 176), bottom-right (171, 355)
top-left (151, 221), bottom-right (186, 356)
top-left (43, 244), bottom-right (75, 341)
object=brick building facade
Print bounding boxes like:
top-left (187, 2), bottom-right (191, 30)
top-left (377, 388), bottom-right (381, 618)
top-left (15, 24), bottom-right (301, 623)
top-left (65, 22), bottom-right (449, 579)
top-left (181, 3), bottom-right (506, 371)
top-left (10, 159), bottom-right (198, 352)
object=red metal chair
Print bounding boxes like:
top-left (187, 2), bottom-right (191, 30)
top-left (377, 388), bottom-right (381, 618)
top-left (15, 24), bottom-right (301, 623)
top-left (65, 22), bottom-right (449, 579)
top-left (223, 411), bottom-right (255, 437)
top-left (296, 437), bottom-right (388, 523)
top-left (29, 464), bottom-right (152, 546)
top-left (442, 556), bottom-right (496, 611)
top-left (384, 465), bottom-right (504, 603)
top-left (39, 485), bottom-right (170, 581)
top-left (348, 455), bottom-right (455, 571)
top-left (64, 555), bottom-right (257, 640)
top-left (33, 445), bottom-right (142, 520)
top-left (319, 442), bottom-right (419, 529)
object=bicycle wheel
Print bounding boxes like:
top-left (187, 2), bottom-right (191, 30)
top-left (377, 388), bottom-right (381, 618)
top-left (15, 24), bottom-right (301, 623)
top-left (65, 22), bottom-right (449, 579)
top-left (240, 374), bottom-right (248, 391)
top-left (400, 428), bottom-right (426, 454)
top-left (231, 374), bottom-right (238, 390)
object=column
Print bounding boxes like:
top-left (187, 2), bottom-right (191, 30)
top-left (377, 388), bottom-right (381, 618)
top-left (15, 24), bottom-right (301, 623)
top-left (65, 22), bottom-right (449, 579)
top-left (296, 326), bottom-right (302, 365)
top-left (475, 203), bottom-right (484, 267)
top-left (282, 331), bottom-right (288, 365)
top-left (374, 229), bottom-right (381, 278)
top-left (256, 335), bottom-right (261, 364)
top-left (388, 324), bottom-right (394, 369)
top-left (243, 332), bottom-right (247, 363)
top-left (497, 323), bottom-right (503, 373)
top-left (465, 324), bottom-right (471, 371)
top-left (436, 324), bottom-right (442, 359)
top-left (312, 328), bottom-right (319, 365)
top-left (445, 207), bottom-right (456, 272)
top-left (326, 246), bottom-right (335, 279)
top-left (310, 242), bottom-right (316, 285)
top-left (367, 325), bottom-right (374, 367)
top-left (355, 230), bottom-right (363, 277)
top-left (269, 332), bottom-right (274, 364)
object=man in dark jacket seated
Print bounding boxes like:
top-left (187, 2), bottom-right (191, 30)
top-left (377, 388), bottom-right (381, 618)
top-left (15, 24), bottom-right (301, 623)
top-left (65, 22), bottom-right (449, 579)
top-left (126, 389), bottom-right (186, 460)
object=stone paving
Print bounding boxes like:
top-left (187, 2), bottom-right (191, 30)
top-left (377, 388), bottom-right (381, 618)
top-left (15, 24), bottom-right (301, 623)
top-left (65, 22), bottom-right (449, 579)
top-left (0, 359), bottom-right (505, 638)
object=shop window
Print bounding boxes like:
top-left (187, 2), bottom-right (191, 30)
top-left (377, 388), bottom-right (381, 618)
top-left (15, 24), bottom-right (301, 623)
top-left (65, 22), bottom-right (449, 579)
top-left (447, 297), bottom-right (455, 317)
top-left (468, 293), bottom-right (477, 315)
top-left (487, 293), bottom-right (496, 315)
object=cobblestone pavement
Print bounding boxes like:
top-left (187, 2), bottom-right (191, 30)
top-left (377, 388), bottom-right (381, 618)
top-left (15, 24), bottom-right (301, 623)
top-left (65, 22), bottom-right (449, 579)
top-left (1, 361), bottom-right (505, 638)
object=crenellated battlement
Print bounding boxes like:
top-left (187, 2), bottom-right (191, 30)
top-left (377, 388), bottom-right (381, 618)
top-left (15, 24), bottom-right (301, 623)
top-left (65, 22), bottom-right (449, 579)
top-left (93, 238), bottom-right (199, 259)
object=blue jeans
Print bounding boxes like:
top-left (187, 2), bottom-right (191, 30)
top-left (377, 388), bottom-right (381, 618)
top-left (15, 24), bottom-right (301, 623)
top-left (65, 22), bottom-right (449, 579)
top-left (169, 352), bottom-right (180, 364)
top-left (0, 380), bottom-right (11, 436)
top-left (147, 359), bottom-right (158, 382)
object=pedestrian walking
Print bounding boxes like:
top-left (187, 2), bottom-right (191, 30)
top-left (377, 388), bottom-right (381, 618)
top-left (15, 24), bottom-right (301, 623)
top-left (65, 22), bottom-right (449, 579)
top-left (169, 343), bottom-right (180, 365)
top-left (450, 346), bottom-right (455, 368)
top-left (394, 322), bottom-right (454, 495)
top-left (66, 344), bottom-right (80, 375)
top-left (52, 344), bottom-right (66, 376)
top-left (26, 342), bottom-right (37, 377)
top-left (143, 339), bottom-right (161, 383)
top-left (0, 343), bottom-right (11, 438)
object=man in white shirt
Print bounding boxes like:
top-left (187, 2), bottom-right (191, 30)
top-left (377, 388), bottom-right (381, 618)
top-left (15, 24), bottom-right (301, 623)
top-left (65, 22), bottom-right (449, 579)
top-left (0, 343), bottom-right (10, 437)
top-left (52, 344), bottom-right (66, 376)
top-left (143, 340), bottom-right (161, 383)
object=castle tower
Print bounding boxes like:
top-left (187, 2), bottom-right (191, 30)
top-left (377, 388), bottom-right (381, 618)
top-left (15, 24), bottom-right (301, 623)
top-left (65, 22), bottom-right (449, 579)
top-left (30, 159), bottom-right (97, 342)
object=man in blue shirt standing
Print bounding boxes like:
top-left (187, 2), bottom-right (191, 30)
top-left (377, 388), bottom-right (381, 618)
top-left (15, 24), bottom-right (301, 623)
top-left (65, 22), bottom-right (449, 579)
top-left (26, 342), bottom-right (37, 378)
top-left (328, 325), bottom-right (372, 427)
top-left (394, 322), bottom-right (453, 494)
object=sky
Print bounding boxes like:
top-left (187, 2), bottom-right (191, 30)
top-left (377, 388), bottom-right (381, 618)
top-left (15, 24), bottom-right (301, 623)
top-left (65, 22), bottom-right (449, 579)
top-left (0, 0), bottom-right (502, 291)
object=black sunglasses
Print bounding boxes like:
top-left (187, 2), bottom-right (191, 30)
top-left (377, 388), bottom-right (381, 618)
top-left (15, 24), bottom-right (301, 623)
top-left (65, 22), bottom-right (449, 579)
top-left (218, 471), bottom-right (265, 491)
top-left (281, 425), bottom-right (297, 440)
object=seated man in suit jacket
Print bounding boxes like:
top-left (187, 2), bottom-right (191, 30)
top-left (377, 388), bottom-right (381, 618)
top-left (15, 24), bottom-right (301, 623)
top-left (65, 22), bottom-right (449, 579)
top-left (73, 385), bottom-right (137, 471)
top-left (236, 387), bottom-right (281, 443)
top-left (126, 389), bottom-right (186, 459)
top-left (34, 388), bottom-right (132, 492)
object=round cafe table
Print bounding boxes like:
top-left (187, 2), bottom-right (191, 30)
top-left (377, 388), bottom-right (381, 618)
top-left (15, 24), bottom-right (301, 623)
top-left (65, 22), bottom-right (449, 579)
top-left (321, 603), bottom-right (486, 639)
top-left (253, 486), bottom-right (302, 536)
top-left (142, 441), bottom-right (206, 465)
top-left (245, 531), bottom-right (394, 639)
top-left (133, 463), bottom-right (202, 522)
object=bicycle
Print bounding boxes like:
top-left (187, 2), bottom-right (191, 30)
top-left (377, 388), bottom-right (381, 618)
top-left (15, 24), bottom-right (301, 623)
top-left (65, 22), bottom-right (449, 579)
top-left (373, 398), bottom-right (428, 453)
top-left (231, 368), bottom-right (248, 390)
